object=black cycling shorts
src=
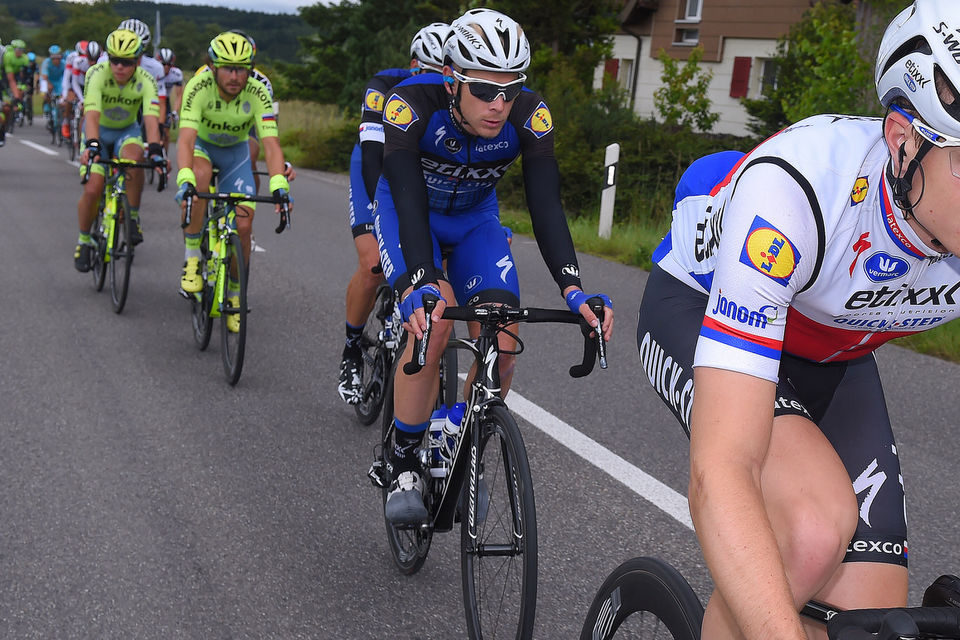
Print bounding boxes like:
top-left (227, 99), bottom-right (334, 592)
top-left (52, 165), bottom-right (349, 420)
top-left (637, 264), bottom-right (908, 567)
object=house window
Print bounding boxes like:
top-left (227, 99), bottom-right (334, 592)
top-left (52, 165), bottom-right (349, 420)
top-left (603, 58), bottom-right (635, 94)
top-left (674, 28), bottom-right (700, 46)
top-left (730, 56), bottom-right (751, 98)
top-left (759, 59), bottom-right (779, 96)
top-left (684, 0), bottom-right (702, 21)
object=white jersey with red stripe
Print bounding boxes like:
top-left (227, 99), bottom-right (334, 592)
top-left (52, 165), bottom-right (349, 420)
top-left (656, 114), bottom-right (960, 383)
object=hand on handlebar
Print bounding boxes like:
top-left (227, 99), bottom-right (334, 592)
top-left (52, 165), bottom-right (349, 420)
top-left (175, 181), bottom-right (196, 205)
top-left (400, 284), bottom-right (446, 339)
top-left (565, 289), bottom-right (614, 342)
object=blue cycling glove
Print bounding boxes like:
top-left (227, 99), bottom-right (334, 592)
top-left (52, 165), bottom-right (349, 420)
top-left (565, 290), bottom-right (613, 316)
top-left (399, 284), bottom-right (444, 323)
top-left (175, 182), bottom-right (196, 205)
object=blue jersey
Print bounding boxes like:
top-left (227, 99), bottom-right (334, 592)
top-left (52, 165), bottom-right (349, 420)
top-left (41, 57), bottom-right (66, 90)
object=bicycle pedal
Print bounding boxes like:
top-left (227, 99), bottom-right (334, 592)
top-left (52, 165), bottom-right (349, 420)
top-left (367, 458), bottom-right (389, 489)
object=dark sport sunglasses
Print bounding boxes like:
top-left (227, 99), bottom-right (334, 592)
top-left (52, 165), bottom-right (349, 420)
top-left (453, 69), bottom-right (526, 103)
top-left (109, 57), bottom-right (136, 67)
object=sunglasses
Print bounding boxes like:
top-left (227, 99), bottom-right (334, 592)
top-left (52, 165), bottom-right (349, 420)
top-left (215, 65), bottom-right (251, 75)
top-left (890, 104), bottom-right (960, 148)
top-left (453, 69), bottom-right (526, 103)
top-left (109, 57), bottom-right (136, 68)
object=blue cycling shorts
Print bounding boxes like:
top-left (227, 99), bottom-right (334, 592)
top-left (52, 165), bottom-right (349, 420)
top-left (80, 122), bottom-right (143, 178)
top-left (348, 144), bottom-right (375, 237)
top-left (374, 186), bottom-right (520, 307)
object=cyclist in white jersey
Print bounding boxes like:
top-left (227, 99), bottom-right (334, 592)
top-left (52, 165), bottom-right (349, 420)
top-left (636, 2), bottom-right (960, 638)
top-left (157, 47), bottom-right (183, 158)
top-left (70, 41), bottom-right (100, 103)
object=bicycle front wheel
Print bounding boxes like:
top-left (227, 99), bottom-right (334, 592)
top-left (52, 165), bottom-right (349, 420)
top-left (355, 285), bottom-right (395, 425)
top-left (461, 405), bottom-right (537, 640)
top-left (109, 194), bottom-right (133, 313)
top-left (578, 557), bottom-right (703, 640)
top-left (220, 233), bottom-right (248, 385)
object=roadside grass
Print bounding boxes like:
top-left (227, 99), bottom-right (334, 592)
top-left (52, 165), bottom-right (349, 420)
top-left (275, 100), bottom-right (960, 364)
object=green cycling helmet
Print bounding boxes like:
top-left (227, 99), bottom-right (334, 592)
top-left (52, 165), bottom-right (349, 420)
top-left (208, 32), bottom-right (254, 67)
top-left (105, 29), bottom-right (143, 59)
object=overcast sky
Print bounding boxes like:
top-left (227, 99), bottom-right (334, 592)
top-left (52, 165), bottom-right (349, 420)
top-left (61, 0), bottom-right (310, 15)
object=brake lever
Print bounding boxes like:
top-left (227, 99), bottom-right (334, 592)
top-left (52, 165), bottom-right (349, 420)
top-left (403, 295), bottom-right (437, 375)
top-left (568, 298), bottom-right (607, 378)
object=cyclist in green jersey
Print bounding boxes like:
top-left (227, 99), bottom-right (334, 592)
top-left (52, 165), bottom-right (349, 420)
top-left (74, 29), bottom-right (165, 272)
top-left (175, 32), bottom-right (291, 325)
top-left (1, 39), bottom-right (29, 147)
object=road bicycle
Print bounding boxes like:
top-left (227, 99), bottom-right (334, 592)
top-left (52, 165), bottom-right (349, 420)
top-left (45, 95), bottom-right (63, 146)
top-left (579, 556), bottom-right (960, 640)
top-left (181, 187), bottom-right (290, 386)
top-left (352, 284), bottom-right (458, 426)
top-left (82, 156), bottom-right (166, 313)
top-left (369, 297), bottom-right (607, 639)
top-left (67, 100), bottom-right (81, 162)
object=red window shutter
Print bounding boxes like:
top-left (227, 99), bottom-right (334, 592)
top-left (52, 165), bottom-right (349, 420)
top-left (603, 58), bottom-right (620, 88)
top-left (730, 56), bottom-right (752, 98)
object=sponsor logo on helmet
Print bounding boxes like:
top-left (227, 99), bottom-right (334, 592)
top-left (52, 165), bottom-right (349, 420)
top-left (524, 101), bottom-right (553, 139)
top-left (850, 176), bottom-right (869, 205)
top-left (904, 59), bottom-right (931, 89)
top-left (738, 216), bottom-right (800, 286)
top-left (364, 88), bottom-right (385, 113)
top-left (384, 96), bottom-right (419, 131)
top-left (903, 72), bottom-right (917, 92)
top-left (933, 22), bottom-right (960, 65)
top-left (863, 252), bottom-right (910, 283)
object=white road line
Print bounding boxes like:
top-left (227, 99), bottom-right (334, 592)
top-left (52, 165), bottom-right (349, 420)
top-left (509, 391), bottom-right (694, 530)
top-left (19, 138), bottom-right (59, 156)
top-left (457, 372), bottom-right (693, 530)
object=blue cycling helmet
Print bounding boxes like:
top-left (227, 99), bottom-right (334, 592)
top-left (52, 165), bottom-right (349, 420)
top-left (27, 52), bottom-right (36, 62)
top-left (48, 44), bottom-right (61, 56)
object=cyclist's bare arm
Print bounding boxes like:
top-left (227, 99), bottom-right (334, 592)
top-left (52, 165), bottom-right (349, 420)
top-left (79, 109), bottom-right (101, 164)
top-left (142, 114), bottom-right (161, 147)
top-left (689, 366), bottom-right (807, 640)
top-left (261, 135), bottom-right (292, 213)
top-left (176, 126), bottom-right (198, 177)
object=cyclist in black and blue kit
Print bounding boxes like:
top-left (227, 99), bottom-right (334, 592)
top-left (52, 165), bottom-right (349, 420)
top-left (337, 22), bottom-right (451, 405)
top-left (377, 8), bottom-right (614, 524)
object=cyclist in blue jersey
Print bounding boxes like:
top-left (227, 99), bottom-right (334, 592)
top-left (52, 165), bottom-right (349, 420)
top-left (636, 2), bottom-right (960, 638)
top-left (376, 9), bottom-right (614, 524)
top-left (337, 22), bottom-right (452, 405)
top-left (40, 44), bottom-right (65, 124)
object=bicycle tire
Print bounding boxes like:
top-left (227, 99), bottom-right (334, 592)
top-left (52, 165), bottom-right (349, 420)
top-left (109, 193), bottom-right (133, 313)
top-left (379, 357), bottom-right (434, 574)
top-left (578, 557), bottom-right (704, 640)
top-left (191, 229), bottom-right (214, 350)
top-left (220, 233), bottom-right (248, 385)
top-left (90, 202), bottom-right (108, 292)
top-left (461, 405), bottom-right (537, 640)
top-left (355, 285), bottom-right (396, 425)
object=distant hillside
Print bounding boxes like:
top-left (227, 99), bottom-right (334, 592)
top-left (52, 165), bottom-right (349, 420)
top-left (2, 0), bottom-right (312, 64)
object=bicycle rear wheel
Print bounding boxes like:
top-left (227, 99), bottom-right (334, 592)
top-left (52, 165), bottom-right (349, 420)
top-left (90, 203), bottom-right (107, 292)
top-left (380, 359), bottom-right (434, 574)
top-left (355, 285), bottom-right (396, 425)
top-left (192, 232), bottom-right (214, 350)
top-left (579, 557), bottom-right (704, 640)
top-left (461, 405), bottom-right (537, 640)
top-left (109, 194), bottom-right (134, 313)
top-left (220, 233), bottom-right (248, 385)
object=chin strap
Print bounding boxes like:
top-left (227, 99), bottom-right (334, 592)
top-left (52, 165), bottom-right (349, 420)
top-left (447, 83), bottom-right (472, 135)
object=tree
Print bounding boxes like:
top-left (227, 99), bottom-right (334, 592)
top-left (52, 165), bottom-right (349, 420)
top-left (653, 46), bottom-right (718, 133)
top-left (31, 1), bottom-right (121, 55)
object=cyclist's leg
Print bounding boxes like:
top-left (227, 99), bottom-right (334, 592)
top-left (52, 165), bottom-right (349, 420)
top-left (441, 199), bottom-right (521, 395)
top-left (180, 151), bottom-right (213, 293)
top-left (205, 139), bottom-right (257, 261)
top-left (76, 163), bottom-right (105, 272)
top-left (341, 144), bottom-right (384, 403)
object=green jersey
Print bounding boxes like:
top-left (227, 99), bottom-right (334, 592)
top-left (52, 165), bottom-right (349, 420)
top-left (83, 63), bottom-right (160, 129)
top-left (2, 48), bottom-right (29, 79)
top-left (180, 72), bottom-right (277, 147)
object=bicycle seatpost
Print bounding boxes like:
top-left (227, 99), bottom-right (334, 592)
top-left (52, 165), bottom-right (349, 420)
top-left (403, 295), bottom-right (437, 375)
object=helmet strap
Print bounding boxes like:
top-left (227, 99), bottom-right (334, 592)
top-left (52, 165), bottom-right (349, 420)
top-left (887, 141), bottom-right (930, 217)
top-left (448, 83), bottom-right (472, 135)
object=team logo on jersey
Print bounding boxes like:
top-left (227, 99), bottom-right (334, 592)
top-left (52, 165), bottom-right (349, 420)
top-left (242, 101), bottom-right (251, 114)
top-left (739, 216), bottom-right (800, 287)
top-left (364, 88), bottom-right (386, 113)
top-left (465, 275), bottom-right (483, 292)
top-left (384, 96), bottom-right (418, 131)
top-left (850, 176), bottom-right (869, 206)
top-left (524, 101), bottom-right (553, 139)
top-left (863, 252), bottom-right (910, 282)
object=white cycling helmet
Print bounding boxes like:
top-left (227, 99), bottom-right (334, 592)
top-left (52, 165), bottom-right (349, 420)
top-left (876, 0), bottom-right (960, 142)
top-left (118, 18), bottom-right (151, 47)
top-left (410, 22), bottom-right (449, 72)
top-left (158, 47), bottom-right (175, 65)
top-left (444, 9), bottom-right (530, 73)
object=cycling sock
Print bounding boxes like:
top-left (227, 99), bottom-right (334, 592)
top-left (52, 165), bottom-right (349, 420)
top-left (130, 207), bottom-right (140, 221)
top-left (391, 421), bottom-right (428, 473)
top-left (78, 232), bottom-right (92, 245)
top-left (343, 322), bottom-right (364, 358)
top-left (184, 233), bottom-right (202, 260)
top-left (228, 278), bottom-right (240, 295)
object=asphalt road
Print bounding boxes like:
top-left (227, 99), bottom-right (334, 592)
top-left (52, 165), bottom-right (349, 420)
top-left (1, 121), bottom-right (958, 639)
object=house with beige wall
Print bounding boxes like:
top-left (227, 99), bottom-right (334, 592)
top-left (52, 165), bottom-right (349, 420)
top-left (595, 0), bottom-right (814, 136)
